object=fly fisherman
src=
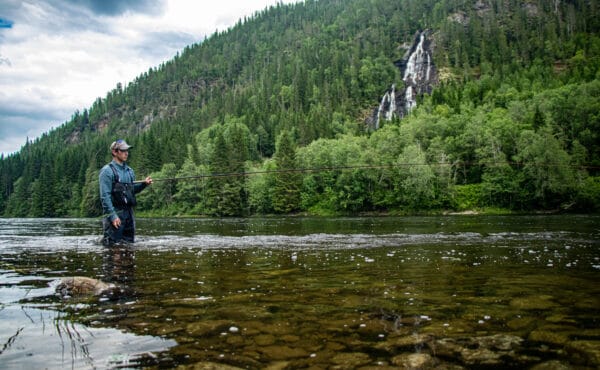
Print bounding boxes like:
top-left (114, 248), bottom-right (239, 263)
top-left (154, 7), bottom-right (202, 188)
top-left (99, 139), bottom-right (152, 246)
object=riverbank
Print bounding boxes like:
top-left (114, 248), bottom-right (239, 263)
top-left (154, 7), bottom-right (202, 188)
top-left (135, 206), bottom-right (591, 218)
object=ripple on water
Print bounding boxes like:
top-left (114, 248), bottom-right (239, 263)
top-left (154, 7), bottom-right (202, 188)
top-left (130, 230), bottom-right (589, 252)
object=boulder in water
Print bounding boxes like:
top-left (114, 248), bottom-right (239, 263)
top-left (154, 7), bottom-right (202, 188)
top-left (55, 276), bottom-right (116, 297)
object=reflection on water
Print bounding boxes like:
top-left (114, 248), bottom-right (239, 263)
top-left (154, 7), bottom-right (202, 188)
top-left (0, 216), bottom-right (599, 369)
top-left (0, 306), bottom-right (176, 369)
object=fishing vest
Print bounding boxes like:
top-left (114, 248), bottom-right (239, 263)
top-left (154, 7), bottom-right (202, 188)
top-left (109, 163), bottom-right (137, 209)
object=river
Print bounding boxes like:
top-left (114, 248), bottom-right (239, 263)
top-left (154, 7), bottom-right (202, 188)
top-left (0, 215), bottom-right (598, 369)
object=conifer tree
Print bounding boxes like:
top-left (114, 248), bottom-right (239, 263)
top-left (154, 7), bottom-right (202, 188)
top-left (271, 130), bottom-right (301, 213)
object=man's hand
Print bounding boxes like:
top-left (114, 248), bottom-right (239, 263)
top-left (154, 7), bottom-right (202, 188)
top-left (144, 176), bottom-right (153, 185)
top-left (112, 217), bottom-right (121, 228)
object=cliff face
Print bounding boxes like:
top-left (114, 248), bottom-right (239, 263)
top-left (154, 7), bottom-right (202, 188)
top-left (368, 30), bottom-right (438, 129)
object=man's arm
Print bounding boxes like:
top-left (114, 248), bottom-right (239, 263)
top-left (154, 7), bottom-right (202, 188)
top-left (99, 167), bottom-right (118, 221)
top-left (131, 167), bottom-right (152, 193)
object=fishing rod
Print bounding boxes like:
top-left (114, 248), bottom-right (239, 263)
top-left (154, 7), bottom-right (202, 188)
top-left (133, 164), bottom-right (394, 183)
top-left (133, 161), bottom-right (599, 184)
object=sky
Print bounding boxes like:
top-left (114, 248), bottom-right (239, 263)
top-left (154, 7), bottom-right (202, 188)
top-left (0, 0), bottom-right (299, 156)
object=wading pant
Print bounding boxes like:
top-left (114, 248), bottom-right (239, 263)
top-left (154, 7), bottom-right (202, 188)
top-left (102, 208), bottom-right (135, 246)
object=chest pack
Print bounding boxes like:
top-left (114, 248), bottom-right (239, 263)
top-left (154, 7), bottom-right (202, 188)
top-left (109, 164), bottom-right (137, 208)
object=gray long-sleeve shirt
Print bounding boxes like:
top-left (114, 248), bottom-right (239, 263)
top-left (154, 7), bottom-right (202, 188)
top-left (99, 160), bottom-right (146, 221)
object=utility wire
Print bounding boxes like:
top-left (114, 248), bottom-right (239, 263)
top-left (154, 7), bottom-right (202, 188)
top-left (134, 161), bottom-right (599, 184)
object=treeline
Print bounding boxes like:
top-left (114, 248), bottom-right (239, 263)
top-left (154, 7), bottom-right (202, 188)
top-left (133, 77), bottom-right (600, 216)
top-left (1, 0), bottom-right (599, 217)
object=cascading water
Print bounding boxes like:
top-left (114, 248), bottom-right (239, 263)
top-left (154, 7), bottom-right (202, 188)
top-left (368, 30), bottom-right (437, 130)
top-left (402, 32), bottom-right (427, 112)
top-left (375, 84), bottom-right (396, 130)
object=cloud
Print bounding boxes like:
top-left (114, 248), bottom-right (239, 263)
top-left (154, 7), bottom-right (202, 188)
top-left (0, 0), bottom-right (299, 155)
top-left (77, 0), bottom-right (166, 16)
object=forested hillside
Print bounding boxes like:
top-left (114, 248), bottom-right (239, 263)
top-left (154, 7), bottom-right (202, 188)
top-left (1, 0), bottom-right (599, 217)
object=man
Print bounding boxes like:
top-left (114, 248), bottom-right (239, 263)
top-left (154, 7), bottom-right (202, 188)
top-left (99, 139), bottom-right (152, 246)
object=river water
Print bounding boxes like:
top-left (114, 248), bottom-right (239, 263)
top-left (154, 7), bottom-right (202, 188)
top-left (0, 215), bottom-right (598, 369)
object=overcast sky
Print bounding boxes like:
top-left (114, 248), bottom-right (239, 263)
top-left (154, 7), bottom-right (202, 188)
top-left (0, 0), bottom-right (299, 156)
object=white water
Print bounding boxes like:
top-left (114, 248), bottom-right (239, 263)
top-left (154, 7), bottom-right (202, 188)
top-left (375, 31), bottom-right (432, 128)
top-left (375, 84), bottom-right (396, 129)
top-left (403, 33), bottom-right (427, 112)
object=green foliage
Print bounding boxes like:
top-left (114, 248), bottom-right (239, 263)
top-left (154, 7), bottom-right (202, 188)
top-left (515, 128), bottom-right (576, 208)
top-left (173, 158), bottom-right (207, 214)
top-left (80, 168), bottom-right (101, 217)
top-left (136, 163), bottom-right (179, 212)
top-left (575, 176), bottom-right (600, 211)
top-left (395, 145), bottom-right (436, 210)
top-left (451, 184), bottom-right (486, 211)
top-left (1, 0), bottom-right (600, 216)
top-left (247, 160), bottom-right (276, 214)
top-left (271, 130), bottom-right (302, 213)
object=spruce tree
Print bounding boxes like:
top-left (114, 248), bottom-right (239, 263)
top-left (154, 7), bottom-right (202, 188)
top-left (206, 130), bottom-right (229, 216)
top-left (271, 130), bottom-right (301, 213)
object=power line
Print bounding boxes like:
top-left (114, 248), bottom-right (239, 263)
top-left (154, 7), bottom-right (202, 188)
top-left (134, 161), bottom-right (599, 184)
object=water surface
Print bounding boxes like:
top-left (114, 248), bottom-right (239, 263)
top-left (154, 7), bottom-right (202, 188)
top-left (0, 215), bottom-right (599, 369)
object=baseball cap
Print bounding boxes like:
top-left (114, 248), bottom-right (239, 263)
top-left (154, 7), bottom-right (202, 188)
top-left (110, 139), bottom-right (132, 151)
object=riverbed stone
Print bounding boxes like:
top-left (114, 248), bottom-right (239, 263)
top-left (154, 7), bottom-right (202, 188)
top-left (157, 324), bottom-right (185, 336)
top-left (507, 316), bottom-right (537, 331)
top-left (226, 335), bottom-right (245, 346)
top-left (391, 353), bottom-right (435, 368)
top-left (215, 302), bottom-right (272, 319)
top-left (528, 329), bottom-right (570, 346)
top-left (254, 334), bottom-right (276, 346)
top-left (330, 352), bottom-right (371, 368)
top-left (55, 276), bottom-right (116, 297)
top-left (529, 360), bottom-right (572, 370)
top-left (257, 345), bottom-right (309, 360)
top-left (566, 340), bottom-right (600, 366)
top-left (186, 320), bottom-right (230, 336)
top-left (325, 341), bottom-right (346, 351)
top-left (177, 361), bottom-right (245, 370)
top-left (545, 314), bottom-right (578, 325)
top-left (432, 334), bottom-right (524, 366)
top-left (171, 307), bottom-right (206, 318)
top-left (573, 297), bottom-right (599, 310)
top-left (256, 322), bottom-right (294, 336)
top-left (281, 334), bottom-right (300, 343)
top-left (323, 318), bottom-right (359, 333)
top-left (375, 333), bottom-right (433, 352)
top-left (510, 295), bottom-right (557, 310)
top-left (263, 361), bottom-right (290, 370)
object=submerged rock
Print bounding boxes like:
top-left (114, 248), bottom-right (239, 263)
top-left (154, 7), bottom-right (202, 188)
top-left (528, 329), bottom-right (570, 346)
top-left (257, 345), bottom-right (309, 361)
top-left (55, 276), bottom-right (117, 297)
top-left (529, 360), bottom-right (573, 370)
top-left (176, 361), bottom-right (245, 370)
top-left (330, 352), bottom-right (371, 368)
top-left (432, 334), bottom-right (525, 366)
top-left (566, 340), bottom-right (600, 366)
top-left (510, 295), bottom-right (557, 310)
top-left (391, 353), bottom-right (436, 368)
top-left (375, 333), bottom-right (433, 352)
top-left (186, 320), bottom-right (231, 337)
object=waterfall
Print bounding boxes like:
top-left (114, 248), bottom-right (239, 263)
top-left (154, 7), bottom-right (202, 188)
top-left (375, 84), bottom-right (396, 129)
top-left (369, 30), bottom-right (437, 130)
top-left (403, 33), bottom-right (426, 112)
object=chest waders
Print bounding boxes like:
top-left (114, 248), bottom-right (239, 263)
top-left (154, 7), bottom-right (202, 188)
top-left (102, 164), bottom-right (137, 246)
